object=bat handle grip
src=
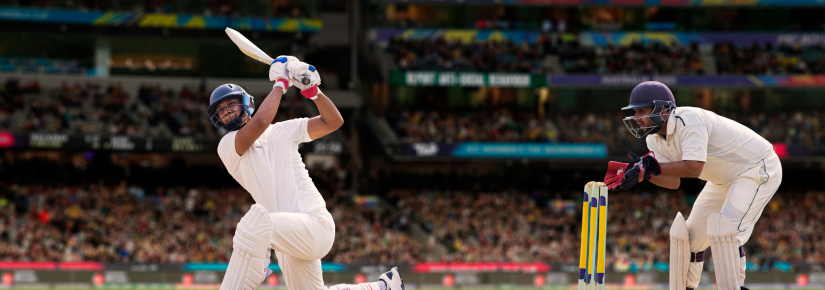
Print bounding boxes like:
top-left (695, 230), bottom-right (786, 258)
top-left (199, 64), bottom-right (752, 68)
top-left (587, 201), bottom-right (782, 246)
top-left (300, 76), bottom-right (312, 86)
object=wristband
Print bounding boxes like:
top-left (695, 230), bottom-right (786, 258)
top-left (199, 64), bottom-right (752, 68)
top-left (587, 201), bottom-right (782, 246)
top-left (301, 85), bottom-right (320, 100)
top-left (273, 78), bottom-right (289, 94)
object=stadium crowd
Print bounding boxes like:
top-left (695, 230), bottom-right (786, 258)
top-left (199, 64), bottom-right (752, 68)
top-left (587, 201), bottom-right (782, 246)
top-left (1, 158), bottom-right (822, 270)
top-left (386, 35), bottom-right (825, 75)
top-left (0, 78), bottom-right (307, 138)
top-left (558, 41), bottom-right (705, 74)
top-left (0, 160), bottom-right (425, 264)
top-left (383, 183), bottom-right (825, 271)
top-left (714, 42), bottom-right (825, 74)
top-left (4, 77), bottom-right (823, 148)
top-left (326, 202), bottom-right (427, 264)
top-left (387, 108), bottom-right (825, 147)
top-left (386, 36), bottom-right (550, 73)
top-left (386, 109), bottom-right (636, 148)
top-left (3, 0), bottom-right (310, 17)
top-left (0, 183), bottom-right (249, 263)
top-left (386, 36), bottom-right (705, 74)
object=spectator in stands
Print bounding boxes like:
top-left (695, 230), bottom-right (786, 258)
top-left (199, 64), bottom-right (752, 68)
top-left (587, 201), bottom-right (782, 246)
top-left (558, 41), bottom-right (704, 74)
top-left (0, 79), bottom-right (308, 138)
top-left (0, 160), bottom-right (422, 264)
top-left (388, 108), bottom-right (824, 147)
top-left (385, 183), bottom-right (825, 271)
top-left (8, 0), bottom-right (310, 18)
top-left (714, 41), bottom-right (825, 74)
top-left (387, 36), bottom-right (549, 73)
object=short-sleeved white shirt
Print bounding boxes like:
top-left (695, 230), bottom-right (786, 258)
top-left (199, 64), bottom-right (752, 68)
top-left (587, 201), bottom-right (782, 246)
top-left (217, 118), bottom-right (326, 214)
top-left (646, 106), bottom-right (773, 185)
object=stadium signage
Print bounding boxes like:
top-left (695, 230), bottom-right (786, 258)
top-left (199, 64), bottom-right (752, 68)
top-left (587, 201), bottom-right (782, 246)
top-left (403, 142), bottom-right (607, 158)
top-left (777, 34), bottom-right (825, 46)
top-left (546, 75), bottom-right (825, 87)
top-left (172, 138), bottom-right (204, 152)
top-left (109, 136), bottom-right (136, 151)
top-left (0, 262), bottom-right (103, 270)
top-left (309, 141), bottom-right (344, 154)
top-left (599, 75), bottom-right (678, 86)
top-left (193, 272), bottom-right (220, 283)
top-left (3, 132), bottom-right (346, 154)
top-left (29, 134), bottom-right (69, 149)
top-left (0, 7), bottom-right (322, 32)
top-left (392, 71), bottom-right (540, 88)
top-left (453, 142), bottom-right (607, 158)
top-left (12, 271), bottom-right (38, 284)
top-left (377, 29), bottom-right (825, 46)
top-left (381, 0), bottom-right (820, 4)
top-left (411, 262), bottom-right (551, 273)
top-left (105, 271), bottom-right (130, 283)
top-left (0, 132), bottom-right (14, 148)
top-left (4, 132), bottom-right (219, 152)
top-left (411, 143), bottom-right (440, 156)
top-left (580, 32), bottom-right (825, 46)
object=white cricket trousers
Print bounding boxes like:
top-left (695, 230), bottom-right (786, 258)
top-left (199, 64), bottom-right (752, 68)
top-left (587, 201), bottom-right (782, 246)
top-left (686, 152), bottom-right (783, 252)
top-left (269, 206), bottom-right (336, 290)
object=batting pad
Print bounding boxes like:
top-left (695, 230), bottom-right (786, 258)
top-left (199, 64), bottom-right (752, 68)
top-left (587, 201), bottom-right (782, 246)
top-left (669, 212), bottom-right (690, 290)
top-left (708, 213), bottom-right (741, 290)
top-left (221, 204), bottom-right (273, 290)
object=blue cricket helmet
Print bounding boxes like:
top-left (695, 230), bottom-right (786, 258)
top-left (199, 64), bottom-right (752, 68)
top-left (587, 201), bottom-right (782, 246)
top-left (206, 84), bottom-right (255, 133)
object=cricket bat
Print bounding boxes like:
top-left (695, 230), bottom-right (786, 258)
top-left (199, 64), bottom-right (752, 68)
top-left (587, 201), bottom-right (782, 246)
top-left (225, 27), bottom-right (274, 65)
top-left (225, 27), bottom-right (310, 85)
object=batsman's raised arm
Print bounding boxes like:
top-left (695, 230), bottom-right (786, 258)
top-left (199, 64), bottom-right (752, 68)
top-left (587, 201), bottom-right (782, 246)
top-left (287, 61), bottom-right (344, 140)
top-left (230, 56), bottom-right (297, 156)
top-left (307, 92), bottom-right (344, 140)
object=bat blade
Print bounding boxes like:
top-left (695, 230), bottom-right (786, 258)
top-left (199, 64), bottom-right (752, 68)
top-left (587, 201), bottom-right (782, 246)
top-left (225, 27), bottom-right (274, 65)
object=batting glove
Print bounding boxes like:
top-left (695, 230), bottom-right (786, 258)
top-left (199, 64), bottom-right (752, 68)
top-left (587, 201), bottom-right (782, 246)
top-left (269, 55), bottom-right (299, 94)
top-left (287, 61), bottom-right (322, 100)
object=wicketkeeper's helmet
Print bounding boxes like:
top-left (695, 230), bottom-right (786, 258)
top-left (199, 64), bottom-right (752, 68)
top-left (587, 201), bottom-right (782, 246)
top-left (621, 81), bottom-right (677, 138)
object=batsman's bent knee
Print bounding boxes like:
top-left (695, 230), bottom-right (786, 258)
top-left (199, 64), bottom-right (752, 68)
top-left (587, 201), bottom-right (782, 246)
top-left (220, 204), bottom-right (273, 290)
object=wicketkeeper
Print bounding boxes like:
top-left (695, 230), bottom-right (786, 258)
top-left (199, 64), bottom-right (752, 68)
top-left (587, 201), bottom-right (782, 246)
top-left (207, 56), bottom-right (405, 290)
top-left (604, 81), bottom-right (782, 290)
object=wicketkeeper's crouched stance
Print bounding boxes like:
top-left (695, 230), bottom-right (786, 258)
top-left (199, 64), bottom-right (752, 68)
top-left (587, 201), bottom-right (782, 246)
top-left (208, 56), bottom-right (404, 290)
top-left (604, 82), bottom-right (782, 290)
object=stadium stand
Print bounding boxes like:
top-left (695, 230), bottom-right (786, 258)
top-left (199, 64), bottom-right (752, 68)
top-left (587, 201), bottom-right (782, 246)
top-left (386, 108), bottom-right (825, 147)
top-left (558, 41), bottom-right (704, 75)
top-left (714, 41), bottom-right (825, 74)
top-left (0, 0), bottom-right (311, 17)
top-left (0, 159), bottom-right (425, 264)
top-left (0, 78), bottom-right (307, 137)
top-left (384, 184), bottom-right (824, 271)
top-left (386, 36), bottom-right (550, 73)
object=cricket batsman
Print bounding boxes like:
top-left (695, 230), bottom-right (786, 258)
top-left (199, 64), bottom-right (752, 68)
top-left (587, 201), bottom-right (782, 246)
top-left (207, 56), bottom-right (405, 290)
top-left (603, 81), bottom-right (782, 290)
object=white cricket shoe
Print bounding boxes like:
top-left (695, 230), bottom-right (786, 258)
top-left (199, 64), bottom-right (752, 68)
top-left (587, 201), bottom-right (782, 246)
top-left (379, 267), bottom-right (405, 290)
top-left (261, 268), bottom-right (272, 285)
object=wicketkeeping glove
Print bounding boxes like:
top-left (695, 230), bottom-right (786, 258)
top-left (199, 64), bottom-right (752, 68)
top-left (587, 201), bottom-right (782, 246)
top-left (604, 151), bottom-right (661, 191)
top-left (269, 55), bottom-right (299, 93)
top-left (287, 61), bottom-right (321, 100)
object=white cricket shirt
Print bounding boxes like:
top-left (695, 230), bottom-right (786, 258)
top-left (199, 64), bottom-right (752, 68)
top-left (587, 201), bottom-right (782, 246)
top-left (217, 118), bottom-right (326, 213)
top-left (646, 106), bottom-right (774, 185)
